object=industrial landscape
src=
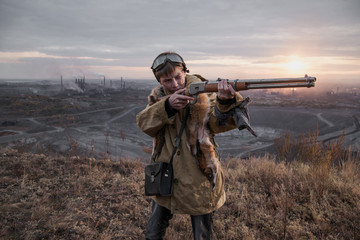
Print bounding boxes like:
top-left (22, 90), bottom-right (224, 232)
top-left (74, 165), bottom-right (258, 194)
top-left (0, 78), bottom-right (359, 161)
top-left (1, 77), bottom-right (359, 239)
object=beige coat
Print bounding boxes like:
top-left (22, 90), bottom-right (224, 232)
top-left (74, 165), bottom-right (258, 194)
top-left (136, 75), bottom-right (243, 215)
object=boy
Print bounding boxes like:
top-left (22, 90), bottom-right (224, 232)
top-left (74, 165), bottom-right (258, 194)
top-left (136, 52), bottom-right (245, 239)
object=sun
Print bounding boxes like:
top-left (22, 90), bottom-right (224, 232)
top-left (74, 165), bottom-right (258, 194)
top-left (287, 60), bottom-right (306, 71)
top-left (285, 56), bottom-right (307, 74)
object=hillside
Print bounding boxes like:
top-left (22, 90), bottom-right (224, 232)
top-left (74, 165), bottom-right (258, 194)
top-left (1, 147), bottom-right (359, 239)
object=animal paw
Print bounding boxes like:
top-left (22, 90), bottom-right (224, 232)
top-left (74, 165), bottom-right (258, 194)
top-left (207, 169), bottom-right (217, 191)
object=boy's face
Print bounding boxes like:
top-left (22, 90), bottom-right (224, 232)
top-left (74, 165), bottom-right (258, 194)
top-left (158, 66), bottom-right (186, 94)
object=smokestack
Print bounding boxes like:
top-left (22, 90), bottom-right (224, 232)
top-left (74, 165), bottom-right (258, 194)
top-left (103, 76), bottom-right (106, 86)
top-left (83, 75), bottom-right (85, 90)
top-left (61, 75), bottom-right (63, 92)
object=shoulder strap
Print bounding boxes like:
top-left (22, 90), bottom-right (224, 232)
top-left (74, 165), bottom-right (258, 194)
top-left (169, 106), bottom-right (190, 166)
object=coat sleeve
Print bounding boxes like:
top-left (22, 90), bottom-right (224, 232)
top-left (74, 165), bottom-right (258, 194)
top-left (207, 92), bottom-right (244, 134)
top-left (136, 97), bottom-right (176, 138)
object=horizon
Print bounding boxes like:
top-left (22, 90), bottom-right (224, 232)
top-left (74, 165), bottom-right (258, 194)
top-left (1, 76), bottom-right (359, 94)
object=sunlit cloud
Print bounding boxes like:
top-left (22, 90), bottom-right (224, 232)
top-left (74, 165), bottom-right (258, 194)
top-left (187, 56), bottom-right (250, 66)
top-left (0, 52), bottom-right (63, 63)
top-left (185, 54), bottom-right (360, 80)
top-left (0, 51), bottom-right (120, 63)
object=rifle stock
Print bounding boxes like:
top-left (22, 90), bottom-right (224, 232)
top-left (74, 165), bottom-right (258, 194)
top-left (186, 75), bottom-right (316, 96)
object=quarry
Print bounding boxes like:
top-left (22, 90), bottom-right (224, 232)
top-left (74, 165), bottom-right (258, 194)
top-left (0, 78), bottom-right (359, 161)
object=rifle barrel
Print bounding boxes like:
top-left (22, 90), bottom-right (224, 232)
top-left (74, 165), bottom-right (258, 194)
top-left (234, 76), bottom-right (316, 84)
top-left (186, 75), bottom-right (316, 95)
top-left (237, 76), bottom-right (316, 90)
top-left (246, 82), bottom-right (315, 89)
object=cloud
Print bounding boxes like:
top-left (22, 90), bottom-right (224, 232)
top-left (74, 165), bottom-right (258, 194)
top-left (0, 0), bottom-right (359, 81)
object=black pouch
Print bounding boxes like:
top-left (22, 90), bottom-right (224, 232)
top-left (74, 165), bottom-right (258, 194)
top-left (145, 162), bottom-right (173, 196)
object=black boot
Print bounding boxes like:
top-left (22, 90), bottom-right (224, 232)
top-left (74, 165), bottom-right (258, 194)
top-left (145, 201), bottom-right (173, 240)
top-left (190, 212), bottom-right (213, 240)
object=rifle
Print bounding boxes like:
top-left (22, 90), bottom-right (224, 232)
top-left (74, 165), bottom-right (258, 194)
top-left (185, 74), bottom-right (316, 97)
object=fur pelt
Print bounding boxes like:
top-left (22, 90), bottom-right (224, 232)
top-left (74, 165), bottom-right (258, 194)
top-left (148, 86), bottom-right (219, 190)
top-left (187, 93), bottom-right (219, 190)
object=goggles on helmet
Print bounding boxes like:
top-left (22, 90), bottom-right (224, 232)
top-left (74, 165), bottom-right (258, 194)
top-left (151, 53), bottom-right (186, 72)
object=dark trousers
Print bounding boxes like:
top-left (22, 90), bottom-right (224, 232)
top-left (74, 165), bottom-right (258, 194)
top-left (145, 201), bottom-right (213, 240)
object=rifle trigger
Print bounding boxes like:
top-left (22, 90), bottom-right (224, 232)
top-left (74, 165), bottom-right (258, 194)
top-left (190, 95), bottom-right (198, 105)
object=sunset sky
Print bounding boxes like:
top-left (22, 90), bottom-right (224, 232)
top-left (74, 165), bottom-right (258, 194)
top-left (0, 0), bottom-right (359, 87)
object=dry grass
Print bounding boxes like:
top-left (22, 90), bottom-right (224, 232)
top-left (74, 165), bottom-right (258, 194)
top-left (274, 129), bottom-right (357, 197)
top-left (1, 144), bottom-right (359, 239)
top-left (0, 148), bottom-right (150, 239)
top-left (217, 155), bottom-right (360, 240)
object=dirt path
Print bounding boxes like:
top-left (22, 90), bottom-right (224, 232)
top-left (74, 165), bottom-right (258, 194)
top-left (322, 115), bottom-right (360, 143)
top-left (316, 113), bottom-right (335, 127)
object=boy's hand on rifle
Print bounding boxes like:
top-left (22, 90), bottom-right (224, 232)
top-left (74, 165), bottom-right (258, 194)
top-left (169, 89), bottom-right (194, 110)
top-left (217, 79), bottom-right (236, 100)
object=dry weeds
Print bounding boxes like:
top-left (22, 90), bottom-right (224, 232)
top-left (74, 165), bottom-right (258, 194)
top-left (1, 145), bottom-right (359, 239)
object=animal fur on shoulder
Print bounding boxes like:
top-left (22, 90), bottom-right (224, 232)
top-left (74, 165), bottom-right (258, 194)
top-left (148, 84), bottom-right (219, 190)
